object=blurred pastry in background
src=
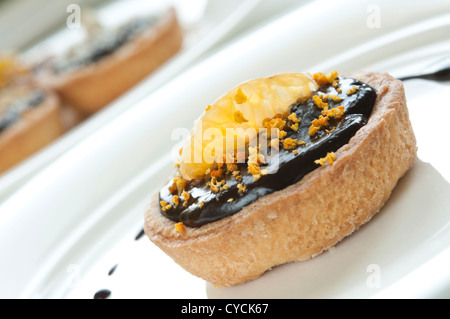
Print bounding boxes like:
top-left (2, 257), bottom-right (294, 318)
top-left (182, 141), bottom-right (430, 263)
top-left (0, 54), bottom-right (63, 174)
top-left (36, 7), bottom-right (183, 115)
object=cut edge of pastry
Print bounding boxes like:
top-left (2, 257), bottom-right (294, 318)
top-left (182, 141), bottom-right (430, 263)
top-left (143, 71), bottom-right (417, 287)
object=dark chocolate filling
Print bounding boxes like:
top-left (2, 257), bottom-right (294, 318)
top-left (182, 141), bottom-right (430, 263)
top-left (159, 77), bottom-right (377, 227)
top-left (52, 16), bottom-right (157, 74)
top-left (0, 89), bottom-right (45, 133)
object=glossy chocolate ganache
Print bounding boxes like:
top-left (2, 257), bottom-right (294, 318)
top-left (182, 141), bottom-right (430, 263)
top-left (159, 74), bottom-right (377, 227)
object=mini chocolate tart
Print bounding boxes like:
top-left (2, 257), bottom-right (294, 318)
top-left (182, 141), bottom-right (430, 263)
top-left (0, 84), bottom-right (63, 174)
top-left (144, 71), bottom-right (417, 287)
top-left (51, 15), bottom-right (159, 74)
top-left (37, 8), bottom-right (183, 115)
top-left (0, 55), bottom-right (64, 174)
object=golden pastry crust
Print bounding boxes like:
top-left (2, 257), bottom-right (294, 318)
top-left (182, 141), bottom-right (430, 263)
top-left (39, 8), bottom-right (183, 115)
top-left (144, 72), bottom-right (417, 287)
top-left (0, 88), bottom-right (63, 174)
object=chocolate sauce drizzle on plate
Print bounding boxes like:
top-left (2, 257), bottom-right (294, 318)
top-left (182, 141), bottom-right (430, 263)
top-left (159, 77), bottom-right (377, 227)
top-left (92, 227), bottom-right (145, 299)
top-left (397, 56), bottom-right (450, 82)
top-left (134, 228), bottom-right (145, 241)
top-left (93, 289), bottom-right (111, 299)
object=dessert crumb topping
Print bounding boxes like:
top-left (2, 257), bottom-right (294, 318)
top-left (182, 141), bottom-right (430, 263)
top-left (312, 70), bottom-right (338, 86)
top-left (175, 222), bottom-right (185, 232)
top-left (160, 201), bottom-right (173, 211)
top-left (313, 95), bottom-right (329, 110)
top-left (346, 86), bottom-right (358, 96)
top-left (237, 183), bottom-right (247, 194)
top-left (308, 71), bottom-right (347, 137)
top-left (282, 138), bottom-right (298, 150)
top-left (288, 112), bottom-right (301, 123)
top-left (314, 152), bottom-right (336, 166)
top-left (181, 190), bottom-right (190, 207)
top-left (171, 195), bottom-right (180, 207)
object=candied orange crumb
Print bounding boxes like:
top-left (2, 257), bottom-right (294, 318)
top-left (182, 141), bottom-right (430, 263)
top-left (346, 86), bottom-right (358, 96)
top-left (199, 201), bottom-right (205, 208)
top-left (311, 115), bottom-right (329, 127)
top-left (320, 94), bottom-right (343, 103)
top-left (278, 130), bottom-right (287, 139)
top-left (309, 114), bottom-right (331, 136)
top-left (237, 183), bottom-right (247, 194)
top-left (322, 106), bottom-right (345, 119)
top-left (210, 168), bottom-right (224, 178)
top-left (248, 146), bottom-right (265, 165)
top-left (309, 125), bottom-right (320, 136)
top-left (282, 138), bottom-right (298, 150)
top-left (264, 117), bottom-right (286, 130)
top-left (210, 177), bottom-right (225, 193)
top-left (312, 73), bottom-right (329, 86)
top-left (248, 163), bottom-right (261, 176)
top-left (160, 201), bottom-right (168, 208)
top-left (161, 204), bottom-right (172, 211)
top-left (313, 95), bottom-right (329, 110)
top-left (205, 105), bottom-right (211, 111)
top-left (170, 177), bottom-right (187, 195)
top-left (226, 163), bottom-right (238, 172)
top-left (175, 222), bottom-right (186, 232)
top-left (171, 195), bottom-right (180, 207)
top-left (328, 70), bottom-right (339, 83)
top-left (270, 138), bottom-right (280, 150)
top-left (315, 152), bottom-right (337, 166)
top-left (290, 123), bottom-right (299, 132)
top-left (287, 112), bottom-right (301, 123)
top-left (181, 190), bottom-right (190, 206)
top-left (168, 182), bottom-right (177, 194)
top-left (312, 71), bottom-right (338, 86)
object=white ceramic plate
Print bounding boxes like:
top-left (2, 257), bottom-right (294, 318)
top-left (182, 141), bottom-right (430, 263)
top-left (1, 0), bottom-right (450, 299)
top-left (0, 0), bottom-right (265, 202)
